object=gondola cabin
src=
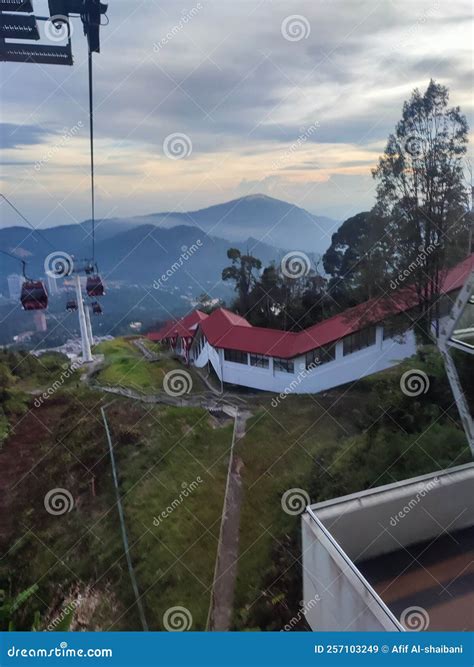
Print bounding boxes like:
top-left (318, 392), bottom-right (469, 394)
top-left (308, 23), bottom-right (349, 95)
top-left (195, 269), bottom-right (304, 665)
top-left (66, 300), bottom-right (78, 312)
top-left (91, 301), bottom-right (103, 315)
top-left (20, 281), bottom-right (48, 310)
top-left (86, 275), bottom-right (105, 297)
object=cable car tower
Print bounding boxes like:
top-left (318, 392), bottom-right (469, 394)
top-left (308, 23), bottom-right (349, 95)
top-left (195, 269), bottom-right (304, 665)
top-left (1, 0), bottom-right (108, 363)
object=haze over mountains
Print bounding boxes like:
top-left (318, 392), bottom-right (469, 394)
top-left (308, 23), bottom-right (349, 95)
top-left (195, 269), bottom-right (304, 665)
top-left (0, 195), bottom-right (338, 289)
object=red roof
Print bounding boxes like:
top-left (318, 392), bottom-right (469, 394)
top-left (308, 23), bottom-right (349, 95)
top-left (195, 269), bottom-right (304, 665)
top-left (148, 255), bottom-right (474, 357)
top-left (147, 309), bottom-right (208, 341)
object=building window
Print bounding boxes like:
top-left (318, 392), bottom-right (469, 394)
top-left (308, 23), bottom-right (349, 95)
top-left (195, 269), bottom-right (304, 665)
top-left (305, 342), bottom-right (336, 369)
top-left (224, 349), bottom-right (248, 364)
top-left (343, 326), bottom-right (376, 356)
top-left (274, 357), bottom-right (294, 373)
top-left (250, 353), bottom-right (269, 368)
top-left (383, 316), bottom-right (408, 340)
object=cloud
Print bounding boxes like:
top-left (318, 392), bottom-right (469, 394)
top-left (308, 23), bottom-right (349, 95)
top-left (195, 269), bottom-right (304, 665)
top-left (0, 123), bottom-right (51, 149)
top-left (0, 0), bottom-right (471, 224)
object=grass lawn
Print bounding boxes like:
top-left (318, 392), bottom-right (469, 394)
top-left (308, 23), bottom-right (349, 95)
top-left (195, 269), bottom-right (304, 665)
top-left (232, 393), bottom-right (348, 629)
top-left (109, 403), bottom-right (234, 630)
top-left (2, 390), bottom-right (233, 631)
top-left (232, 357), bottom-right (471, 629)
top-left (94, 338), bottom-right (205, 394)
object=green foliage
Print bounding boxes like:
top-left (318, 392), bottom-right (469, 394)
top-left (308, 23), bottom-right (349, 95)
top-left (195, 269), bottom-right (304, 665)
top-left (222, 248), bottom-right (262, 313)
top-left (323, 210), bottom-right (391, 307)
top-left (373, 79), bottom-right (469, 338)
top-left (0, 584), bottom-right (39, 631)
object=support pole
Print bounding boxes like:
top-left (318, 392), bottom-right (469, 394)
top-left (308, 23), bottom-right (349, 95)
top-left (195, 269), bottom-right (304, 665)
top-left (75, 273), bottom-right (93, 363)
top-left (84, 300), bottom-right (94, 347)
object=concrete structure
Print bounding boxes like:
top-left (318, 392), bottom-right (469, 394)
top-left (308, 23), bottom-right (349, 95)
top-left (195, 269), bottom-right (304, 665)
top-left (149, 254), bottom-right (474, 395)
top-left (302, 463), bottom-right (474, 631)
top-left (46, 274), bottom-right (59, 296)
top-left (33, 311), bottom-right (47, 332)
top-left (7, 273), bottom-right (24, 301)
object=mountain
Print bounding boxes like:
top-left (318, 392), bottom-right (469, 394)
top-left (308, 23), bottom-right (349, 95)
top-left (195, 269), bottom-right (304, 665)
top-left (141, 194), bottom-right (337, 253)
top-left (0, 223), bottom-right (286, 290)
top-left (0, 195), bottom-right (337, 287)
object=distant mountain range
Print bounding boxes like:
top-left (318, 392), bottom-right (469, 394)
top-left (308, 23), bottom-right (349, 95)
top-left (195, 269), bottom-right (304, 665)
top-left (0, 195), bottom-right (338, 291)
top-left (136, 194), bottom-right (337, 252)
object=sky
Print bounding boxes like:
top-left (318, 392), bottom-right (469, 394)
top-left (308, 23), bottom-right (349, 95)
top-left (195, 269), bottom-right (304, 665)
top-left (0, 0), bottom-right (472, 229)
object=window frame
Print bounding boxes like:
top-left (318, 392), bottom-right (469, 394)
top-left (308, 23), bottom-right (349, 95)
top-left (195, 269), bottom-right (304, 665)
top-left (305, 342), bottom-right (337, 369)
top-left (224, 349), bottom-right (248, 364)
top-left (273, 357), bottom-right (295, 373)
top-left (343, 326), bottom-right (376, 356)
top-left (250, 353), bottom-right (269, 369)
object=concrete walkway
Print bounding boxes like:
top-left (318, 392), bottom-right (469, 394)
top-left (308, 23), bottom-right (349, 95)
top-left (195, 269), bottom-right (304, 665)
top-left (207, 408), bottom-right (252, 631)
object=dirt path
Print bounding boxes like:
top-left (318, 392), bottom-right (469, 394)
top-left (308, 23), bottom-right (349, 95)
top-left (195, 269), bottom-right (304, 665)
top-left (207, 408), bottom-right (251, 631)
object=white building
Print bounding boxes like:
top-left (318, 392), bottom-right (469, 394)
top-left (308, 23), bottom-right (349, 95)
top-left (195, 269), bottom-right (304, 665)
top-left (7, 273), bottom-right (24, 301)
top-left (47, 274), bottom-right (59, 296)
top-left (148, 254), bottom-right (473, 395)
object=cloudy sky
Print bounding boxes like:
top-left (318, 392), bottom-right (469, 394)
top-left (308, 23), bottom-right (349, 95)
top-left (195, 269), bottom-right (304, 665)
top-left (1, 0), bottom-right (472, 229)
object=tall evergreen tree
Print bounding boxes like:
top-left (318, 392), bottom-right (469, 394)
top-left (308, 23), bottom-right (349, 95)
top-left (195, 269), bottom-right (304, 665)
top-left (373, 79), bottom-right (469, 339)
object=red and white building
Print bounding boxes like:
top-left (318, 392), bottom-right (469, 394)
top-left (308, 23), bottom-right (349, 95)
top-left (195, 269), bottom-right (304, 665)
top-left (148, 255), bottom-right (474, 395)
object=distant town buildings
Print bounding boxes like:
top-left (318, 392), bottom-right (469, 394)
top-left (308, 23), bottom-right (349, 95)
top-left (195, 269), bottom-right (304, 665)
top-left (33, 311), bottom-right (47, 332)
top-left (47, 274), bottom-right (59, 295)
top-left (7, 273), bottom-right (24, 301)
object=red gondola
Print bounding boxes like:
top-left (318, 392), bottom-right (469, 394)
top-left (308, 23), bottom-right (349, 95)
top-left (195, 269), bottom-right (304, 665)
top-left (91, 301), bottom-right (103, 315)
top-left (20, 280), bottom-right (48, 311)
top-left (66, 299), bottom-right (78, 312)
top-left (86, 274), bottom-right (105, 297)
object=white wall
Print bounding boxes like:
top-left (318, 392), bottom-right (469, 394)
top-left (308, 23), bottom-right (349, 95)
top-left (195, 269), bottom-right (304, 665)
top-left (216, 326), bottom-right (417, 394)
top-left (302, 513), bottom-right (401, 631)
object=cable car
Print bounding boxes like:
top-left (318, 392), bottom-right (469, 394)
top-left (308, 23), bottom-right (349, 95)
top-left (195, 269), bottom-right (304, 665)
top-left (21, 280), bottom-right (48, 311)
top-left (66, 299), bottom-right (78, 312)
top-left (91, 301), bottom-right (103, 315)
top-left (86, 274), bottom-right (105, 297)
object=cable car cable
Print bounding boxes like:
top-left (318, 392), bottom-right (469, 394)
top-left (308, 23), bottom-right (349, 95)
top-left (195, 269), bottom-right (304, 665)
top-left (0, 194), bottom-right (58, 251)
top-left (87, 47), bottom-right (96, 263)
